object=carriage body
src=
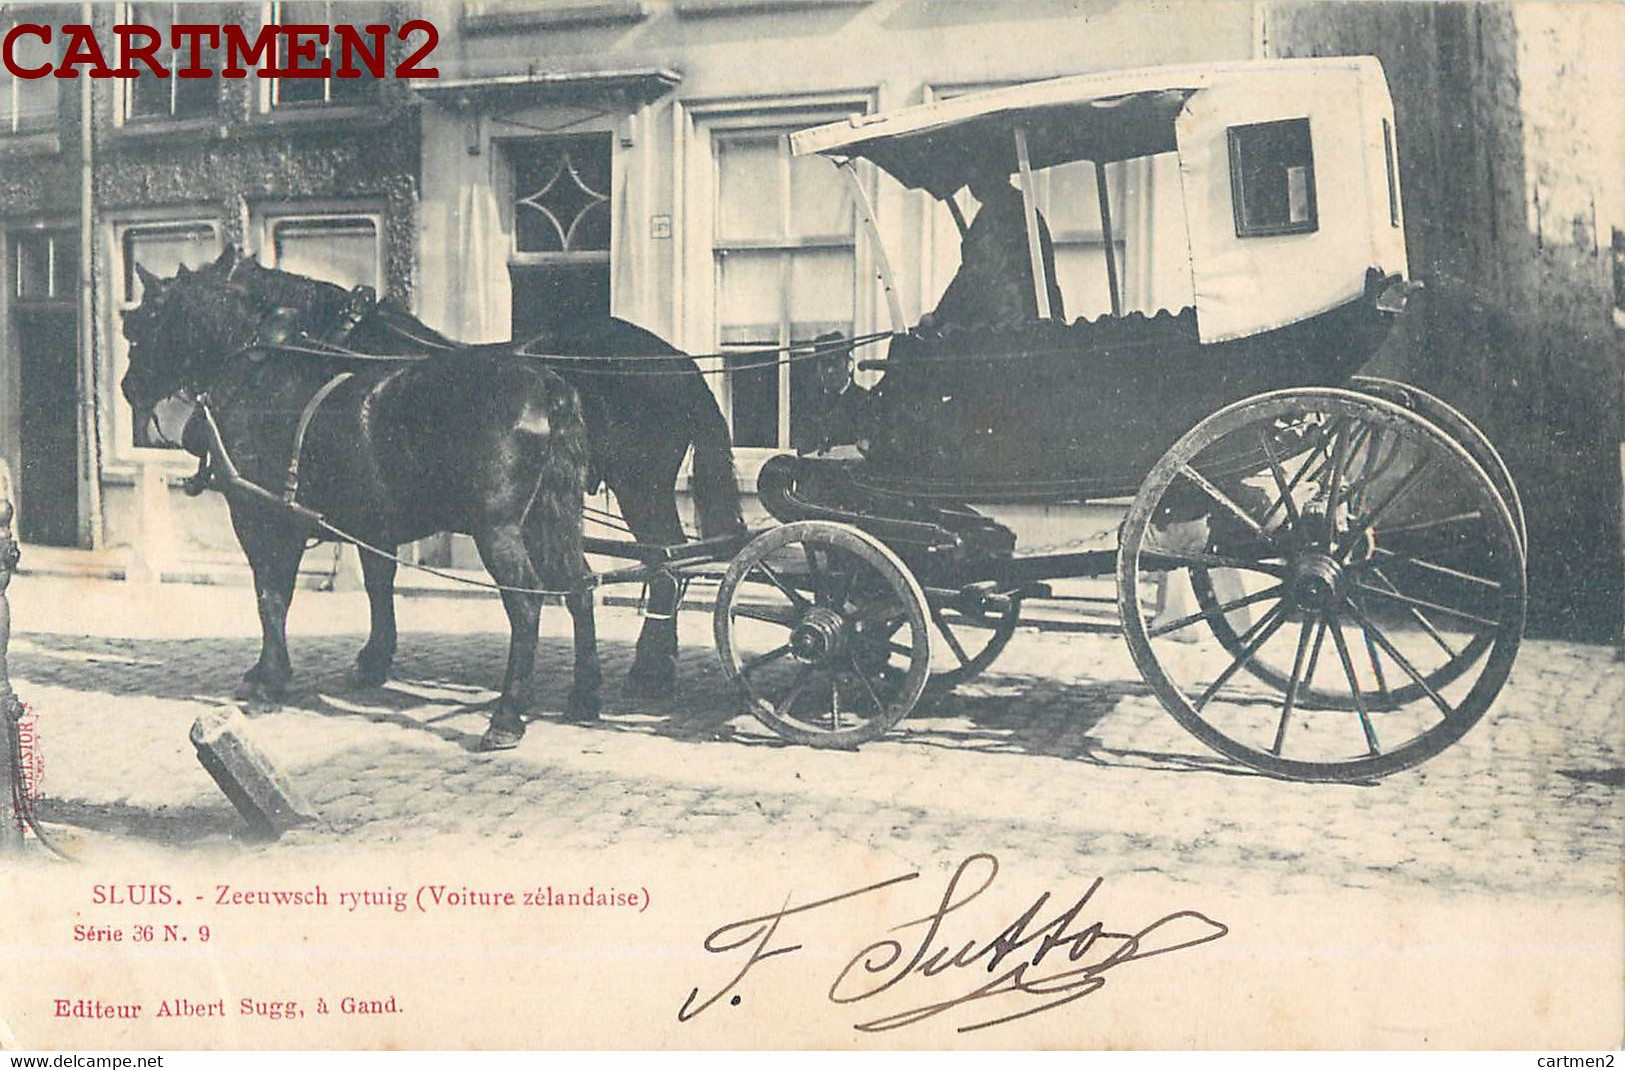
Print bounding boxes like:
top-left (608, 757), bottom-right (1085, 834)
top-left (707, 59), bottom-right (1527, 783)
top-left (790, 57), bottom-right (1410, 498)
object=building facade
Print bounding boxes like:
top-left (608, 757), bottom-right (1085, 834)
top-left (0, 0), bottom-right (1258, 570)
top-left (4, 1), bottom-right (1617, 634)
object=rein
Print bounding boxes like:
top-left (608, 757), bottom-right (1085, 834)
top-left (191, 396), bottom-right (597, 600)
top-left (251, 327), bottom-right (895, 376)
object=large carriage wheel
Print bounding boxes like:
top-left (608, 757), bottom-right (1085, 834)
top-left (1188, 376), bottom-right (1527, 711)
top-left (1117, 388), bottom-right (1525, 781)
top-left (714, 521), bottom-right (931, 748)
top-left (925, 594), bottom-right (1023, 692)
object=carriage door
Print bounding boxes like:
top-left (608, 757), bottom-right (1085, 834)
top-left (504, 134), bottom-right (613, 338)
top-left (10, 231), bottom-right (80, 547)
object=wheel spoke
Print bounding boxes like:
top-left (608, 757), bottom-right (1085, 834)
top-left (804, 544), bottom-right (827, 604)
top-left (740, 644), bottom-right (791, 675)
top-left (732, 603), bottom-right (800, 628)
top-left (1322, 420), bottom-right (1354, 545)
top-left (1343, 601), bottom-right (1458, 720)
top-left (1258, 427), bottom-right (1301, 528)
top-left (753, 561), bottom-right (810, 611)
top-left (772, 664), bottom-right (818, 720)
top-left (1178, 464), bottom-right (1268, 540)
top-left (1329, 616), bottom-right (1381, 756)
top-left (854, 600), bottom-right (908, 628)
top-left (846, 655), bottom-right (887, 713)
top-left (828, 676), bottom-right (843, 732)
top-left (930, 605), bottom-right (972, 666)
top-left (1361, 456), bottom-right (1441, 530)
top-left (1193, 602), bottom-right (1289, 711)
top-left (1353, 591), bottom-right (1394, 706)
top-left (1344, 424), bottom-right (1396, 517)
top-left (1298, 615), bottom-right (1330, 704)
top-left (1261, 430), bottom-right (1333, 528)
top-left (1351, 580), bottom-right (1500, 630)
top-left (1372, 547), bottom-right (1502, 591)
top-left (881, 640), bottom-right (914, 659)
top-left (1376, 510), bottom-right (1483, 539)
top-left (1369, 566), bottom-right (1460, 659)
top-left (832, 565), bottom-right (859, 612)
top-left (1271, 617), bottom-right (1317, 756)
top-left (1140, 548), bottom-right (1286, 578)
top-left (1148, 583), bottom-right (1284, 638)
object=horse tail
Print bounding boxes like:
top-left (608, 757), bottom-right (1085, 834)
top-left (687, 381), bottom-right (745, 539)
top-left (529, 374), bottom-right (592, 585)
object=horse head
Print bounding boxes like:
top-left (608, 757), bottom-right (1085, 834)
top-left (120, 259), bottom-right (264, 414)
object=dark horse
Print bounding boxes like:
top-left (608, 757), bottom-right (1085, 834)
top-left (121, 262), bottom-right (599, 751)
top-left (193, 248), bottom-right (744, 694)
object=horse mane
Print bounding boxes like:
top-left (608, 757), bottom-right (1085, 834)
top-left (219, 254), bottom-right (464, 352)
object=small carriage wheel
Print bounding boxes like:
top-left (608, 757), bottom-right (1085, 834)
top-left (1186, 378), bottom-right (1525, 712)
top-left (925, 594), bottom-right (1023, 692)
top-left (1118, 388), bottom-right (1525, 782)
top-left (714, 521), bottom-right (931, 748)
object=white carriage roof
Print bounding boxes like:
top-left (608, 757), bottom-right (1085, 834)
top-left (790, 56), bottom-right (1383, 199)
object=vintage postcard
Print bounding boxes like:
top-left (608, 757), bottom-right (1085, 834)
top-left (0, 0), bottom-right (1619, 1051)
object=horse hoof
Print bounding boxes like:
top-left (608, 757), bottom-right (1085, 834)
top-left (234, 678), bottom-right (285, 714)
top-left (479, 725), bottom-right (524, 751)
top-left (345, 662), bottom-right (390, 689)
top-left (563, 693), bottom-right (602, 723)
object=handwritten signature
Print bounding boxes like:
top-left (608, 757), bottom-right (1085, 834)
top-left (678, 853), bottom-right (1228, 1034)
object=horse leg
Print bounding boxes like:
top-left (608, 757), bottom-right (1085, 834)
top-left (524, 518), bottom-right (602, 723)
top-left (562, 587), bottom-right (602, 723)
top-left (348, 547), bottom-right (398, 688)
top-left (472, 523), bottom-right (544, 751)
top-left (232, 520), bottom-right (304, 713)
top-left (617, 483), bottom-right (686, 695)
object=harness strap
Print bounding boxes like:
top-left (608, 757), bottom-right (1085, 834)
top-left (283, 372), bottom-right (354, 503)
top-left (328, 286), bottom-right (376, 347)
top-left (192, 397), bottom-right (595, 598)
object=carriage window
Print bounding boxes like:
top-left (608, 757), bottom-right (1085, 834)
top-left (712, 127), bottom-right (855, 450)
top-left (1227, 118), bottom-right (1317, 237)
top-left (122, 2), bottom-right (222, 121)
top-left (1, 9), bottom-right (58, 134)
top-left (269, 0), bottom-right (384, 108)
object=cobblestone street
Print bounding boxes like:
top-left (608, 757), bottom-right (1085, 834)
top-left (5, 572), bottom-right (1620, 901)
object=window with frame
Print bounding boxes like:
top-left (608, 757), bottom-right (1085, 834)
top-left (0, 8), bottom-right (57, 134)
top-left (711, 125), bottom-right (855, 451)
top-left (1228, 118), bottom-right (1317, 237)
top-left (263, 214), bottom-right (381, 290)
top-left (116, 221), bottom-right (222, 451)
top-left (268, 0), bottom-right (383, 109)
top-left (12, 231), bottom-right (75, 304)
top-left (505, 134), bottom-right (613, 339)
top-left (122, 2), bottom-right (223, 121)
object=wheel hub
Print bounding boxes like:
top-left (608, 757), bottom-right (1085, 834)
top-left (1289, 551), bottom-right (1345, 612)
top-left (790, 606), bottom-right (847, 664)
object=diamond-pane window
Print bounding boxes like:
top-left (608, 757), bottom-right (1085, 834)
top-left (510, 135), bottom-right (612, 255)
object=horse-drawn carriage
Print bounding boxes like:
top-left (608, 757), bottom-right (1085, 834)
top-left (123, 57), bottom-right (1524, 783)
top-left (709, 56), bottom-right (1526, 781)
